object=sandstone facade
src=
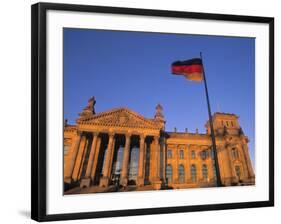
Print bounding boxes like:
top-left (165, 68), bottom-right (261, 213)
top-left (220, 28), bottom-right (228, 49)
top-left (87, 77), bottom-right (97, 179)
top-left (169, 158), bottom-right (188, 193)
top-left (64, 97), bottom-right (255, 192)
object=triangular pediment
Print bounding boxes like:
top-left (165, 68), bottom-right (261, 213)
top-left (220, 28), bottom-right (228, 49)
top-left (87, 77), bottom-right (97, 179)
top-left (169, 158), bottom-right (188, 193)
top-left (77, 107), bottom-right (161, 130)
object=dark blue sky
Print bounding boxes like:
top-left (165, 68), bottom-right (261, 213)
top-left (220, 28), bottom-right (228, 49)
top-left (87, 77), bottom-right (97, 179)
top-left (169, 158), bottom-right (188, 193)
top-left (63, 28), bottom-right (255, 166)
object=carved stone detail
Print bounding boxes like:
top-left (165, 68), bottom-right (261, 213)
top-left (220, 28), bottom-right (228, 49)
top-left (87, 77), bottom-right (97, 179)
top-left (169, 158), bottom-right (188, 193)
top-left (78, 108), bottom-right (162, 129)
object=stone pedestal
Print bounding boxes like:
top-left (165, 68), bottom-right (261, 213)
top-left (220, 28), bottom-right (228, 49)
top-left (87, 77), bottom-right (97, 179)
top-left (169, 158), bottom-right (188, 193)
top-left (222, 177), bottom-right (235, 186)
top-left (249, 176), bottom-right (255, 183)
top-left (64, 177), bottom-right (72, 184)
top-left (137, 177), bottom-right (144, 187)
top-left (232, 176), bottom-right (239, 184)
top-left (120, 177), bottom-right (128, 187)
top-left (152, 180), bottom-right (162, 190)
top-left (80, 178), bottom-right (91, 188)
top-left (99, 177), bottom-right (110, 187)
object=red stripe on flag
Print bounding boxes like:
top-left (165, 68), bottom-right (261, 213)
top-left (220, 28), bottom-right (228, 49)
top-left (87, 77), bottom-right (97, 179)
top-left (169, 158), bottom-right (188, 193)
top-left (172, 64), bottom-right (203, 75)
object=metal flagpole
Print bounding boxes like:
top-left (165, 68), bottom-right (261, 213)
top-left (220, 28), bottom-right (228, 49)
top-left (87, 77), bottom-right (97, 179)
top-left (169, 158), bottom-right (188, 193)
top-left (200, 52), bottom-right (223, 187)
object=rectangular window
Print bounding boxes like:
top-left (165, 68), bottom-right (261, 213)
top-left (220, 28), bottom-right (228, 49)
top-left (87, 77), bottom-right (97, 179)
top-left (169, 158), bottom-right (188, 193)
top-left (179, 150), bottom-right (184, 159)
top-left (64, 145), bottom-right (70, 155)
top-left (232, 148), bottom-right (239, 159)
top-left (167, 149), bottom-right (172, 159)
top-left (191, 150), bottom-right (196, 159)
top-left (211, 148), bottom-right (214, 159)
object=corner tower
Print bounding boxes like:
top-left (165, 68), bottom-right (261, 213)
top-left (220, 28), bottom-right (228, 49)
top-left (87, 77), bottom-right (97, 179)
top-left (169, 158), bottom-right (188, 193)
top-left (205, 112), bottom-right (255, 185)
top-left (205, 112), bottom-right (241, 136)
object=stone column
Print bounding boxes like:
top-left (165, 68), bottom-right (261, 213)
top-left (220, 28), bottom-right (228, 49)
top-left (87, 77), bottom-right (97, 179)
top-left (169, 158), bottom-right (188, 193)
top-left (78, 137), bottom-right (90, 180)
top-left (90, 137), bottom-right (101, 182)
top-left (174, 145), bottom-right (179, 183)
top-left (156, 136), bottom-right (161, 179)
top-left (107, 138), bottom-right (116, 179)
top-left (149, 140), bottom-right (154, 182)
top-left (185, 146), bottom-right (191, 183)
top-left (162, 138), bottom-right (166, 184)
top-left (80, 132), bottom-right (99, 188)
top-left (152, 136), bottom-right (162, 190)
top-left (137, 135), bottom-right (145, 186)
top-left (120, 134), bottom-right (131, 186)
top-left (99, 133), bottom-right (115, 187)
top-left (64, 131), bottom-right (82, 183)
top-left (143, 141), bottom-right (147, 183)
top-left (197, 149), bottom-right (203, 183)
top-left (72, 135), bottom-right (87, 181)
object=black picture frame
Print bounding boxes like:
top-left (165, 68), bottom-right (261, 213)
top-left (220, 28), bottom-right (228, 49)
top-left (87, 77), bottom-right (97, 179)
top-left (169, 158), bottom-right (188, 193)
top-left (31, 2), bottom-right (274, 222)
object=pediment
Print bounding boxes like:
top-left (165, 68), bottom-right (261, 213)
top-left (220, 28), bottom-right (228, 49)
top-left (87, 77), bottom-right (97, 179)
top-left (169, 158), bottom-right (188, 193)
top-left (77, 108), bottom-right (161, 130)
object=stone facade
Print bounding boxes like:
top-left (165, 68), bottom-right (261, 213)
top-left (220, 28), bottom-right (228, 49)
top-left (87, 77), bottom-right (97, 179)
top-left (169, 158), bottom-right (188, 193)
top-left (64, 97), bottom-right (255, 193)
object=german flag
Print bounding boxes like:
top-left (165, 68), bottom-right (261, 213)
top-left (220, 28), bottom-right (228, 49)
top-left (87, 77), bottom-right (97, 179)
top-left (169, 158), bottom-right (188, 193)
top-left (171, 58), bottom-right (203, 82)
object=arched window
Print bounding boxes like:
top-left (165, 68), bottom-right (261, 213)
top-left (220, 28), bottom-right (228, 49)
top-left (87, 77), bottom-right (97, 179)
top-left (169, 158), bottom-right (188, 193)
top-left (232, 148), bottom-right (239, 159)
top-left (202, 164), bottom-right (208, 181)
top-left (212, 163), bottom-right (217, 180)
top-left (235, 165), bottom-right (241, 179)
top-left (200, 150), bottom-right (208, 160)
top-left (190, 164), bottom-right (197, 182)
top-left (178, 165), bottom-right (185, 183)
top-left (210, 148), bottom-right (214, 159)
top-left (166, 165), bottom-right (173, 184)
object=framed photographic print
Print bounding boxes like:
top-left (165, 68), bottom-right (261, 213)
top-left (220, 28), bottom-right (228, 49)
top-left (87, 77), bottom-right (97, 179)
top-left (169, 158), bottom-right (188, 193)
top-left (31, 2), bottom-right (274, 222)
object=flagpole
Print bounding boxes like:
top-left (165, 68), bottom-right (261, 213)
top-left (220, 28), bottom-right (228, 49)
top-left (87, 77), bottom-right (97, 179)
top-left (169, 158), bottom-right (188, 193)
top-left (200, 52), bottom-right (223, 187)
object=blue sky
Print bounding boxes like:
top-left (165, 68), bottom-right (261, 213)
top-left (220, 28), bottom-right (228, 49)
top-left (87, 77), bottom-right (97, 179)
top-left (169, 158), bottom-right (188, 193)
top-left (63, 28), bottom-right (255, 167)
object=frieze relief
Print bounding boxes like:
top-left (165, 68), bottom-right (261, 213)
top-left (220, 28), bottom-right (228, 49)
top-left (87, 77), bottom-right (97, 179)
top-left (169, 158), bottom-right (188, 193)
top-left (78, 108), bottom-right (161, 130)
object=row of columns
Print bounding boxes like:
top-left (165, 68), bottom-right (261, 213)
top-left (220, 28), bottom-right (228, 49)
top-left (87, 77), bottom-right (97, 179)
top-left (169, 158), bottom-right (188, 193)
top-left (65, 132), bottom-right (255, 189)
top-left (65, 131), bottom-right (162, 188)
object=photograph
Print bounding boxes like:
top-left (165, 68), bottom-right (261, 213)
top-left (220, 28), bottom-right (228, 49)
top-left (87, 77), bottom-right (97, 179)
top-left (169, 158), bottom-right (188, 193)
top-left (63, 28), bottom-right (256, 195)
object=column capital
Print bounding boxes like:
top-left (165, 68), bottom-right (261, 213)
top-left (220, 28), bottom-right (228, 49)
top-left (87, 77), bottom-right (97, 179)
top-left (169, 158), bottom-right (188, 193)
top-left (108, 132), bottom-right (115, 138)
top-left (92, 132), bottom-right (99, 137)
top-left (139, 134), bottom-right (146, 143)
top-left (153, 136), bottom-right (160, 142)
top-left (125, 133), bottom-right (132, 139)
top-left (139, 136), bottom-right (145, 148)
top-left (76, 130), bottom-right (83, 136)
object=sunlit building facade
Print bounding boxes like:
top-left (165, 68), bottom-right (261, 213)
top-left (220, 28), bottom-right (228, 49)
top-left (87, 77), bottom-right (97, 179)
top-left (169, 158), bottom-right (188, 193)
top-left (64, 97), bottom-right (255, 193)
